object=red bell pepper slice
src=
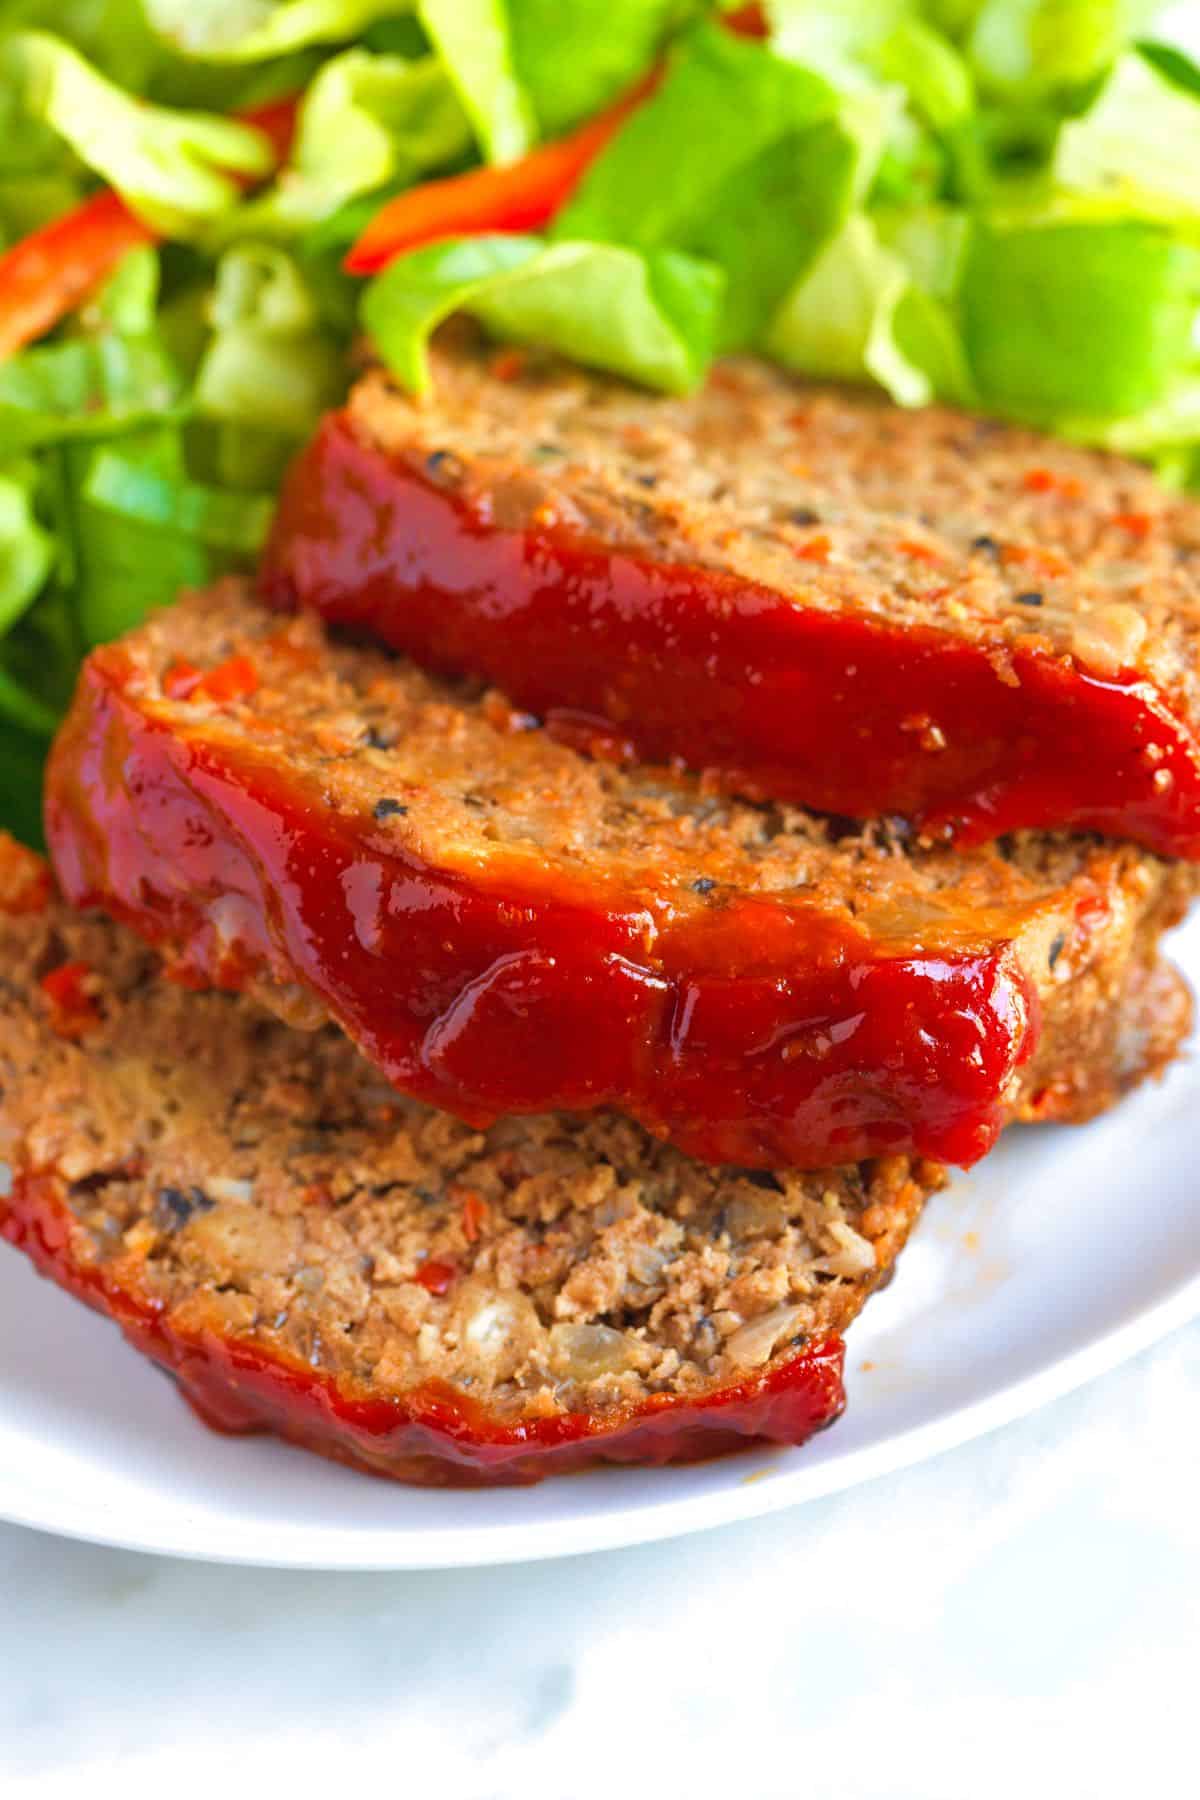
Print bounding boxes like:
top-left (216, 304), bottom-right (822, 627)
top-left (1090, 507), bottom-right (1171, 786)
top-left (0, 191), bottom-right (155, 361)
top-left (343, 75), bottom-right (656, 275)
top-left (0, 95), bottom-right (298, 362)
top-left (343, 6), bottom-right (770, 277)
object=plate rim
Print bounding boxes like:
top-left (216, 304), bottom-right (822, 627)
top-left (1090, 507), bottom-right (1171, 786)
top-left (3, 1259), bottom-right (1198, 1570)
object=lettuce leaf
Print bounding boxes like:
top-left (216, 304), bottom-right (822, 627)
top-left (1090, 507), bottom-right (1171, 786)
top-left (140, 0), bottom-right (404, 61)
top-left (0, 31), bottom-right (274, 234)
top-left (961, 217), bottom-right (1200, 424)
top-left (557, 21), bottom-right (870, 347)
top-left (0, 457), bottom-right (53, 637)
top-left (193, 245), bottom-right (345, 478)
top-left (228, 49), bottom-right (471, 240)
top-left (0, 722), bottom-right (50, 843)
top-left (362, 233), bottom-right (723, 394)
top-left (416, 0), bottom-right (534, 164)
top-left (1135, 40), bottom-right (1200, 102)
top-left (966, 0), bottom-right (1156, 104)
top-left (765, 0), bottom-right (911, 84)
top-left (83, 451), bottom-right (274, 554)
top-left (1055, 51), bottom-right (1200, 226)
top-left (509, 0), bottom-right (690, 137)
top-left (0, 0), bottom-right (160, 81)
top-left (57, 431), bottom-right (212, 646)
top-left (0, 335), bottom-right (185, 454)
top-left (767, 211), bottom-right (967, 405)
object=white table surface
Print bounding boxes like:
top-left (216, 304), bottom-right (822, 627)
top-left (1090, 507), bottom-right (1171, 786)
top-left (3, 1317), bottom-right (1197, 1799)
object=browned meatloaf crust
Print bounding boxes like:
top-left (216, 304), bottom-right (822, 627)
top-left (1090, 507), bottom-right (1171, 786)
top-left (46, 582), bottom-right (1194, 1171)
top-left (0, 834), bottom-right (941, 1485)
top-left (261, 327), bottom-right (1200, 856)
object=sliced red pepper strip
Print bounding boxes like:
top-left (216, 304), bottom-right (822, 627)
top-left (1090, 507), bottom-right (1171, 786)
top-left (343, 74), bottom-right (657, 276)
top-left (339, 2), bottom-right (771, 276)
top-left (238, 94), bottom-right (300, 169)
top-left (723, 3), bottom-right (770, 36)
top-left (0, 191), bottom-right (155, 361)
top-left (0, 95), bottom-right (298, 362)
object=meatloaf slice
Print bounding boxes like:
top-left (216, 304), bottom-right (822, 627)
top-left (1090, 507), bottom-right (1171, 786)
top-left (0, 833), bottom-right (941, 1485)
top-left (46, 582), bottom-right (1194, 1171)
top-left (261, 327), bottom-right (1200, 858)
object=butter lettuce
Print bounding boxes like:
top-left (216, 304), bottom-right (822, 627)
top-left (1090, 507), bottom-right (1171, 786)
top-left (558, 21), bottom-right (872, 346)
top-left (0, 31), bottom-right (274, 234)
top-left (417, 0), bottom-right (534, 163)
top-left (509, 0), bottom-right (689, 136)
top-left (363, 233), bottom-right (723, 393)
top-left (966, 0), bottom-right (1155, 103)
top-left (139, 0), bottom-right (403, 61)
top-left (768, 211), bottom-right (960, 405)
top-left (230, 49), bottom-right (471, 239)
top-left (0, 335), bottom-right (185, 454)
top-left (1055, 50), bottom-right (1200, 225)
top-left (0, 457), bottom-right (53, 638)
top-left (961, 217), bottom-right (1200, 424)
top-left (193, 245), bottom-right (345, 484)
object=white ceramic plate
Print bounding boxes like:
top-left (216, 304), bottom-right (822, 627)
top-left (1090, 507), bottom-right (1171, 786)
top-left (3, 911), bottom-right (1199, 1571)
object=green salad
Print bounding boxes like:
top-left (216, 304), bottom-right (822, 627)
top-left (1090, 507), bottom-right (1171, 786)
top-left (2, 0), bottom-right (1200, 844)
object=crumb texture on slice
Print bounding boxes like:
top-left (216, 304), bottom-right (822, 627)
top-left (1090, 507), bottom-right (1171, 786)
top-left (353, 330), bottom-right (1200, 700)
top-left (45, 584), bottom-right (1196, 1170)
top-left (0, 837), bottom-right (938, 1483)
top-left (260, 325), bottom-right (1200, 856)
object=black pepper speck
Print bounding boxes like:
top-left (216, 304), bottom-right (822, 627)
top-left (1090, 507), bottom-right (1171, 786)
top-left (425, 449), bottom-right (462, 481)
top-left (153, 1186), bottom-right (213, 1231)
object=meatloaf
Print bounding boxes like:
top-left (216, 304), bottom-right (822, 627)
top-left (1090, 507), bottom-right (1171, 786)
top-left (0, 832), bottom-right (940, 1485)
top-left (261, 327), bottom-right (1200, 857)
top-left (46, 581), bottom-right (1194, 1170)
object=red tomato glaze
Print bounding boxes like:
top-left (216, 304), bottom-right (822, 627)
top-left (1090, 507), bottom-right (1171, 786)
top-left (1, 1173), bottom-right (846, 1485)
top-left (260, 414), bottom-right (1200, 860)
top-left (46, 653), bottom-right (1040, 1170)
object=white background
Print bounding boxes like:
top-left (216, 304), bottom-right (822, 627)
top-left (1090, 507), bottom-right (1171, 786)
top-left (4, 1317), bottom-right (1198, 1797)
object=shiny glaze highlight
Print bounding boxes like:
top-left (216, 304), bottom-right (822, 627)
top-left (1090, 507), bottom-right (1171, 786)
top-left (261, 414), bottom-right (1200, 859)
top-left (46, 649), bottom-right (1038, 1169)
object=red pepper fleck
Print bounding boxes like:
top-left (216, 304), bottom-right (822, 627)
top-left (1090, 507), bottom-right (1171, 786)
top-left (1112, 511), bottom-right (1153, 538)
top-left (460, 1191), bottom-right (489, 1242)
top-left (1023, 467), bottom-right (1083, 499)
top-left (896, 537), bottom-right (943, 564)
top-left (723, 2), bottom-right (769, 35)
top-left (163, 659), bottom-right (204, 701)
top-left (1001, 542), bottom-right (1070, 579)
top-left (414, 1259), bottom-right (458, 1296)
top-left (39, 960), bottom-right (101, 1039)
top-left (794, 533), bottom-right (832, 563)
top-left (197, 655), bottom-right (260, 705)
top-left (164, 655), bottom-right (259, 705)
top-left (490, 348), bottom-right (527, 383)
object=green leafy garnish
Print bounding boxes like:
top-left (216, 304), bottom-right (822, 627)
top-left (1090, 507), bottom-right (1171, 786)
top-left (0, 31), bottom-right (273, 233)
top-left (3, 0), bottom-right (1200, 847)
top-left (364, 233), bottom-right (723, 393)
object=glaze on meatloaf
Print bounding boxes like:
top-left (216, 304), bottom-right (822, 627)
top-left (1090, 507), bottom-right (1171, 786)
top-left (0, 833), bottom-right (939, 1485)
top-left (45, 582), bottom-right (1194, 1171)
top-left (262, 327), bottom-right (1200, 857)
